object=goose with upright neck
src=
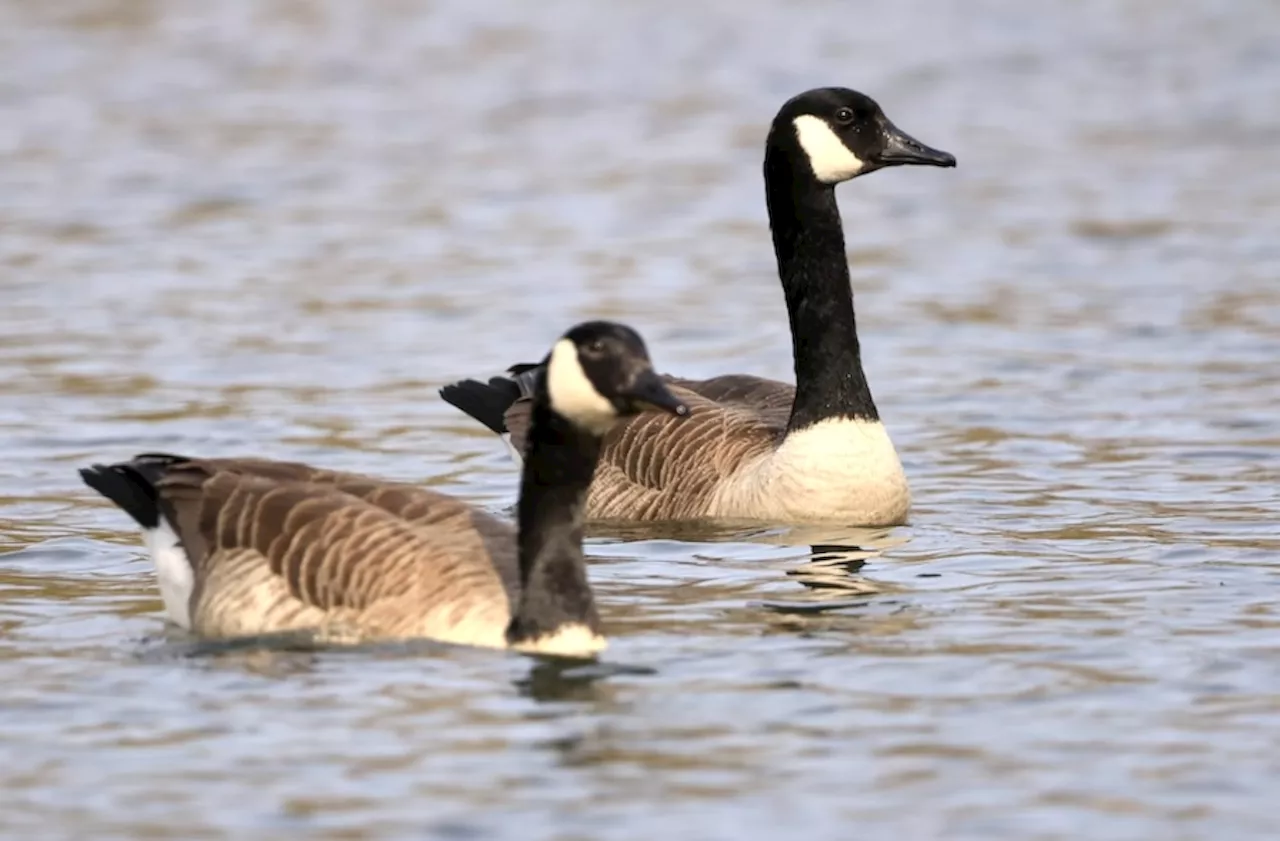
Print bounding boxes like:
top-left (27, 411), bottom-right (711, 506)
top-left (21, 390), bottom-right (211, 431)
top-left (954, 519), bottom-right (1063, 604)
top-left (80, 321), bottom-right (687, 657)
top-left (440, 87), bottom-right (955, 526)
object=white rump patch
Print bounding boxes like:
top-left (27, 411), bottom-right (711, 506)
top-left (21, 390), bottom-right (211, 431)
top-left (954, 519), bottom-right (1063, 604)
top-left (792, 115), bottom-right (865, 183)
top-left (141, 521), bottom-right (194, 629)
top-left (546, 338), bottom-right (617, 436)
top-left (513, 623), bottom-right (608, 658)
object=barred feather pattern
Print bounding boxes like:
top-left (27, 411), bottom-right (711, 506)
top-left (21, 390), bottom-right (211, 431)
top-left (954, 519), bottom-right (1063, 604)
top-left (500, 373), bottom-right (909, 525)
top-left (153, 459), bottom-right (518, 645)
top-left (504, 376), bottom-right (787, 520)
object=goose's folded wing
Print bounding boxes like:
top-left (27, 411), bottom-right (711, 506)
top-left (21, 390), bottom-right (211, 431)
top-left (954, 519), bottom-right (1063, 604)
top-left (502, 374), bottom-right (793, 457)
top-left (147, 454), bottom-right (509, 532)
top-left (663, 374), bottom-right (795, 416)
top-left (152, 462), bottom-right (513, 638)
top-left (495, 386), bottom-right (783, 520)
top-left (601, 386), bottom-right (783, 490)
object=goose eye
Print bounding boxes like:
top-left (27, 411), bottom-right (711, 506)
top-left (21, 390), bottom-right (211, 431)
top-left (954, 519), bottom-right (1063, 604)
top-left (834, 107), bottom-right (855, 125)
top-left (586, 340), bottom-right (605, 353)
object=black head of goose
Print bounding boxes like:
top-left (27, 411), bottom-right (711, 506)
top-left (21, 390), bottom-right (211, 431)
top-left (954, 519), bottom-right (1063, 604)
top-left (79, 321), bottom-right (687, 658)
top-left (440, 88), bottom-right (955, 527)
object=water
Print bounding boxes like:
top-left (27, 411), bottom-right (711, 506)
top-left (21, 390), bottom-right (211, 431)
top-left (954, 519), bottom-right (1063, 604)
top-left (2, 0), bottom-right (1279, 838)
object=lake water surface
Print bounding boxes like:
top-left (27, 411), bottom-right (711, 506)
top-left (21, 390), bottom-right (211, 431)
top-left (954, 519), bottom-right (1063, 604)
top-left (2, 1), bottom-right (1279, 838)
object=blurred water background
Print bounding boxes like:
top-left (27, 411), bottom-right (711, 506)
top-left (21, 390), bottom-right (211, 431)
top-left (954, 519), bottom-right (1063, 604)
top-left (2, 0), bottom-right (1279, 838)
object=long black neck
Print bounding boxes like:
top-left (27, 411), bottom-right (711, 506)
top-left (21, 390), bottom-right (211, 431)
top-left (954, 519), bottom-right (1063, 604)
top-left (764, 142), bottom-right (879, 432)
top-left (506, 398), bottom-right (602, 646)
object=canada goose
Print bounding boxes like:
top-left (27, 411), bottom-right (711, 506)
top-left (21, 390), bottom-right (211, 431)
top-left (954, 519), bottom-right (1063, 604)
top-left (79, 321), bottom-right (688, 658)
top-left (440, 88), bottom-right (955, 526)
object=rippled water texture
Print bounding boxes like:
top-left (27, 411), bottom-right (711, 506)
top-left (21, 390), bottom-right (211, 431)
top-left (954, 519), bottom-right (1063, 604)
top-left (2, 0), bottom-right (1279, 838)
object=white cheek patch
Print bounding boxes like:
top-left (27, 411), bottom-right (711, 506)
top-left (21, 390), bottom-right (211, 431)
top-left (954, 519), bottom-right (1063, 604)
top-left (792, 115), bottom-right (865, 183)
top-left (546, 339), bottom-right (618, 436)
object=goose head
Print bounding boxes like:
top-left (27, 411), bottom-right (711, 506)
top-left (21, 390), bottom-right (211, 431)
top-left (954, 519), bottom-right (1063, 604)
top-left (769, 87), bottom-right (956, 185)
top-left (544, 321), bottom-right (689, 436)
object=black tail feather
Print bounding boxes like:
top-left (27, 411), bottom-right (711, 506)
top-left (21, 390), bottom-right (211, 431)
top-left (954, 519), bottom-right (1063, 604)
top-left (79, 453), bottom-right (188, 530)
top-left (79, 464), bottom-right (160, 529)
top-left (439, 377), bottom-right (523, 436)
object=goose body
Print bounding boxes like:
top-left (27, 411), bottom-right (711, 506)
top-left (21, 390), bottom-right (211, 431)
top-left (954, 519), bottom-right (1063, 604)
top-left (80, 322), bottom-right (687, 657)
top-left (441, 88), bottom-right (955, 526)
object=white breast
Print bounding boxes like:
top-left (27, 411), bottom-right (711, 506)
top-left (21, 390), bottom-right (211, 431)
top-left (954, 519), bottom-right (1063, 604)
top-left (140, 521), bottom-right (195, 629)
top-left (710, 418), bottom-right (910, 525)
top-left (511, 623), bottom-right (607, 658)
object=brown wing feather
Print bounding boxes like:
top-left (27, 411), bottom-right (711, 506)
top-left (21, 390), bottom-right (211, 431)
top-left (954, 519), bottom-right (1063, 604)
top-left (502, 378), bottom-right (787, 521)
top-left (153, 463), bottom-right (516, 643)
top-left (664, 374), bottom-right (796, 416)
top-left (183, 457), bottom-right (520, 596)
top-left (502, 373), bottom-right (794, 450)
